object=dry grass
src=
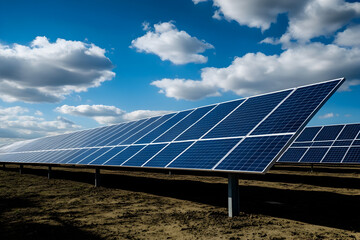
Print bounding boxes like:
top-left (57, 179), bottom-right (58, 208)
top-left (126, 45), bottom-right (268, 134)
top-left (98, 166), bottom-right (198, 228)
top-left (0, 164), bottom-right (359, 239)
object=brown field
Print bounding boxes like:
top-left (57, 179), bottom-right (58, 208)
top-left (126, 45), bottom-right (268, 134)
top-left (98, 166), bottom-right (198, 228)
top-left (0, 164), bottom-right (359, 240)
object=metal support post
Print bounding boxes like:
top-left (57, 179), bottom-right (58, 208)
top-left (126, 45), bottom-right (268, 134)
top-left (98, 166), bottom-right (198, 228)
top-left (310, 164), bottom-right (314, 173)
top-left (48, 166), bottom-right (52, 179)
top-left (169, 171), bottom-right (172, 175)
top-left (19, 164), bottom-right (24, 174)
top-left (95, 168), bottom-right (101, 187)
top-left (228, 173), bottom-right (239, 217)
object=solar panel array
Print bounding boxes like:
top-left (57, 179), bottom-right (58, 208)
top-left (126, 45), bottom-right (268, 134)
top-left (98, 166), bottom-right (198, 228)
top-left (278, 123), bottom-right (360, 164)
top-left (0, 78), bottom-right (344, 173)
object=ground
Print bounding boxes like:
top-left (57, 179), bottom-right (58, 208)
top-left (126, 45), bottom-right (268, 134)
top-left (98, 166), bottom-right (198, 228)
top-left (0, 164), bottom-right (359, 240)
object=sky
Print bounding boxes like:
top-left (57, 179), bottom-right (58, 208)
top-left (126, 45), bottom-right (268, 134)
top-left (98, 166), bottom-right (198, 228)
top-left (0, 0), bottom-right (360, 145)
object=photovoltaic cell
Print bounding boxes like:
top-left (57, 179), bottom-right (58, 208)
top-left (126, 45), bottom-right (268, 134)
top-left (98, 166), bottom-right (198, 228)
top-left (314, 125), bottom-right (343, 141)
top-left (300, 148), bottom-right (329, 163)
top-left (90, 146), bottom-right (126, 165)
top-left (277, 148), bottom-right (307, 162)
top-left (216, 135), bottom-right (291, 172)
top-left (135, 110), bottom-right (192, 144)
top-left (144, 142), bottom-right (194, 168)
top-left (312, 141), bottom-right (333, 146)
top-left (252, 81), bottom-right (339, 135)
top-left (338, 124), bottom-right (360, 140)
top-left (204, 91), bottom-right (291, 139)
top-left (342, 147), bottom-right (360, 163)
top-left (175, 100), bottom-right (243, 141)
top-left (154, 106), bottom-right (214, 143)
top-left (292, 142), bottom-right (313, 147)
top-left (278, 122), bottom-right (360, 164)
top-left (104, 145), bottom-right (144, 166)
top-left (122, 144), bottom-right (167, 167)
top-left (333, 140), bottom-right (352, 146)
top-left (168, 139), bottom-right (240, 170)
top-left (77, 147), bottom-right (112, 165)
top-left (296, 127), bottom-right (322, 141)
top-left (322, 147), bottom-right (348, 163)
top-left (121, 114), bottom-right (176, 145)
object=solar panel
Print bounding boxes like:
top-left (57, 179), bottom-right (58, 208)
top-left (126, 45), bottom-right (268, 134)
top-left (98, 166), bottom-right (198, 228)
top-left (278, 122), bottom-right (360, 164)
top-left (0, 78), bottom-right (345, 173)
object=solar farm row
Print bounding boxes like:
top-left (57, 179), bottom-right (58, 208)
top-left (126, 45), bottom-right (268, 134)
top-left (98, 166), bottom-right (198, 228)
top-left (0, 78), bottom-right (345, 173)
top-left (278, 123), bottom-right (360, 163)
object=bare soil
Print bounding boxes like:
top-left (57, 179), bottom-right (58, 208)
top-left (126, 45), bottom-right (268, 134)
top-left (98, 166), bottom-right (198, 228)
top-left (0, 164), bottom-right (359, 240)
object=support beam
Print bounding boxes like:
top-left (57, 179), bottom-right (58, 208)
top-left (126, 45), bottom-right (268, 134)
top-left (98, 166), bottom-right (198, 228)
top-left (310, 164), bottom-right (314, 173)
top-left (95, 168), bottom-right (101, 187)
top-left (48, 166), bottom-right (52, 179)
top-left (169, 170), bottom-right (172, 175)
top-left (228, 173), bottom-right (239, 217)
top-left (19, 164), bottom-right (24, 174)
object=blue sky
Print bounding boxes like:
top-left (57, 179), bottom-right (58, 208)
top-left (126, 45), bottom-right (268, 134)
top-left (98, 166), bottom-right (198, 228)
top-left (0, 0), bottom-right (360, 144)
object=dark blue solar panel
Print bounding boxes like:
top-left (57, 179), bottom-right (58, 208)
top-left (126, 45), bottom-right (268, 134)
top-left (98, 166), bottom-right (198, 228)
top-left (342, 147), bottom-right (360, 163)
top-left (204, 91), bottom-right (291, 139)
top-left (36, 150), bottom-right (62, 163)
top-left (353, 140), bottom-right (360, 146)
top-left (168, 139), bottom-right (240, 170)
top-left (322, 147), bottom-right (348, 163)
top-left (122, 144), bottom-right (167, 167)
top-left (48, 150), bottom-right (73, 163)
top-left (66, 148), bottom-right (99, 164)
top-left (176, 100), bottom-right (243, 141)
top-left (109, 117), bottom-right (160, 146)
top-left (300, 148), bottom-right (329, 163)
top-left (144, 142), bottom-right (194, 168)
top-left (135, 110), bottom-right (192, 144)
top-left (292, 142), bottom-right (312, 147)
top-left (90, 146), bottom-right (126, 165)
top-left (154, 106), bottom-right (214, 143)
top-left (121, 114), bottom-right (176, 145)
top-left (338, 124), bottom-right (360, 140)
top-left (296, 127), bottom-right (322, 141)
top-left (277, 148), bottom-right (307, 162)
top-left (333, 140), bottom-right (352, 146)
top-left (252, 80), bottom-right (340, 135)
top-left (99, 120), bottom-right (143, 146)
top-left (104, 145), bottom-right (144, 166)
top-left (56, 149), bottom-right (88, 164)
top-left (77, 147), bottom-right (112, 165)
top-left (87, 124), bottom-right (126, 147)
top-left (314, 125), bottom-right (343, 141)
top-left (312, 141), bottom-right (333, 146)
top-left (216, 135), bottom-right (291, 171)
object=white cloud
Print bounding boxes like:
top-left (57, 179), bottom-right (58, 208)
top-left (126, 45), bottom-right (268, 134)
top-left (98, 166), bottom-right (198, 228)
top-left (284, 0), bottom-right (360, 43)
top-left (210, 0), bottom-right (307, 31)
top-left (0, 36), bottom-right (115, 103)
top-left (334, 25), bottom-right (360, 47)
top-left (0, 106), bottom-right (80, 145)
top-left (55, 104), bottom-right (172, 124)
top-left (152, 42), bottom-right (360, 100)
top-left (318, 113), bottom-right (340, 119)
top-left (130, 21), bottom-right (214, 64)
top-left (197, 0), bottom-right (360, 42)
top-left (192, 0), bottom-right (208, 4)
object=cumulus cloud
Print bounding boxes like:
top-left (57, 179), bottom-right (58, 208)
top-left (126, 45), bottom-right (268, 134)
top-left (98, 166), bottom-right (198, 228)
top-left (55, 104), bottom-right (172, 124)
top-left (0, 106), bottom-right (80, 145)
top-left (0, 36), bottom-right (115, 103)
top-left (196, 0), bottom-right (360, 42)
top-left (334, 25), bottom-right (360, 47)
top-left (130, 21), bottom-right (214, 64)
top-left (284, 0), bottom-right (360, 43)
top-left (152, 42), bottom-right (360, 100)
